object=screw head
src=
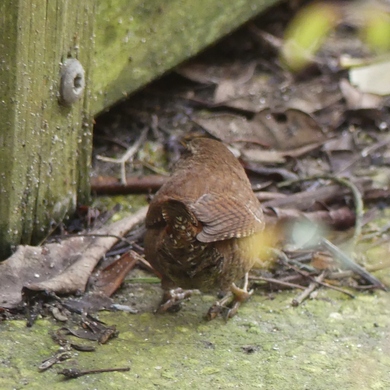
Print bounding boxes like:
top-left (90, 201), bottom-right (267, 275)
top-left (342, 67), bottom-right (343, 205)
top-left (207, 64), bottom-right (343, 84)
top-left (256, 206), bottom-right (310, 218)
top-left (59, 58), bottom-right (85, 106)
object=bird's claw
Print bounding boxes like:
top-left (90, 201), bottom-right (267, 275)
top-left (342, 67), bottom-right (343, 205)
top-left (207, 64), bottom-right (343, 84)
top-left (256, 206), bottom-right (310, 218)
top-left (158, 288), bottom-right (193, 313)
top-left (207, 277), bottom-right (254, 320)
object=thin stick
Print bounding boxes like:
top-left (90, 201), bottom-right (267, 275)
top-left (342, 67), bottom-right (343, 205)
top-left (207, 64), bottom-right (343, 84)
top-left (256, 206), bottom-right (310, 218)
top-left (90, 174), bottom-right (167, 195)
top-left (321, 238), bottom-right (387, 291)
top-left (58, 367), bottom-right (130, 379)
top-left (292, 273), bottom-right (325, 306)
top-left (278, 174), bottom-right (364, 249)
top-left (315, 279), bottom-right (355, 298)
top-left (337, 136), bottom-right (390, 175)
top-left (279, 251), bottom-right (356, 298)
top-left (97, 127), bottom-right (149, 184)
top-left (250, 276), bottom-right (306, 290)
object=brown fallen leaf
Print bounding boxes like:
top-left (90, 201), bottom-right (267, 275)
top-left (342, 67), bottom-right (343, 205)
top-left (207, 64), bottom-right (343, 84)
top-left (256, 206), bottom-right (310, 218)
top-left (340, 78), bottom-right (383, 110)
top-left (251, 108), bottom-right (326, 150)
top-left (0, 207), bottom-right (148, 309)
top-left (93, 250), bottom-right (140, 297)
top-left (194, 108), bottom-right (326, 151)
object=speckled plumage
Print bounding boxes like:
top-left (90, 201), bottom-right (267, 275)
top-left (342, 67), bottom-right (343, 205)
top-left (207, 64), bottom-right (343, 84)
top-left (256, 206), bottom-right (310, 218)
top-left (144, 138), bottom-right (265, 316)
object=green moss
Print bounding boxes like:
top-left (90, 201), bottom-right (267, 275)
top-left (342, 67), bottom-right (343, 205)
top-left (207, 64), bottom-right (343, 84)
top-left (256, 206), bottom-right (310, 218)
top-left (92, 0), bottom-right (277, 114)
top-left (93, 194), bottom-right (148, 219)
top-left (3, 287), bottom-right (390, 389)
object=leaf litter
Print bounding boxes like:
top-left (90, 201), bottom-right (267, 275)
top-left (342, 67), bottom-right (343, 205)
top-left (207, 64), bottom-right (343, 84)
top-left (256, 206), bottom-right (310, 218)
top-left (1, 0), bottom-right (390, 374)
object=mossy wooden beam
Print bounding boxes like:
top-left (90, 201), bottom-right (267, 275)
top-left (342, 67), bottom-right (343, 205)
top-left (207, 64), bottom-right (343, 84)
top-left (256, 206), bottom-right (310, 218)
top-left (92, 0), bottom-right (277, 114)
top-left (0, 0), bottom-right (277, 259)
top-left (0, 1), bottom-right (95, 259)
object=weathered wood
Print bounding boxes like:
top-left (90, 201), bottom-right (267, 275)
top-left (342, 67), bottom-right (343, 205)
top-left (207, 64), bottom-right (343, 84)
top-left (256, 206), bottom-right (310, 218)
top-left (0, 1), bottom-right (95, 258)
top-left (0, 0), bottom-right (277, 259)
top-left (92, 0), bottom-right (276, 114)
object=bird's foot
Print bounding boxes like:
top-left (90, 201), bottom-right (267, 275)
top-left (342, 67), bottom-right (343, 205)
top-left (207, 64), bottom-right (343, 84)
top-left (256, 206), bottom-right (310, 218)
top-left (157, 288), bottom-right (193, 313)
top-left (207, 273), bottom-right (253, 320)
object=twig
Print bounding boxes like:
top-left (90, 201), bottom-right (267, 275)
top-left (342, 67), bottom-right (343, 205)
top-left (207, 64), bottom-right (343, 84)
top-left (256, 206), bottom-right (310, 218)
top-left (315, 280), bottom-right (355, 298)
top-left (250, 276), bottom-right (306, 290)
top-left (278, 175), bottom-right (364, 249)
top-left (276, 175), bottom-right (387, 290)
top-left (91, 174), bottom-right (167, 195)
top-left (337, 136), bottom-right (390, 175)
top-left (140, 160), bottom-right (170, 176)
top-left (327, 270), bottom-right (354, 279)
top-left (97, 127), bottom-right (149, 184)
top-left (50, 233), bottom-right (135, 247)
top-left (277, 250), bottom-right (356, 298)
top-left (292, 272), bottom-right (325, 306)
top-left (58, 367), bottom-right (130, 379)
top-left (124, 277), bottom-right (161, 284)
top-left (271, 248), bottom-right (315, 272)
top-left (320, 238), bottom-right (387, 291)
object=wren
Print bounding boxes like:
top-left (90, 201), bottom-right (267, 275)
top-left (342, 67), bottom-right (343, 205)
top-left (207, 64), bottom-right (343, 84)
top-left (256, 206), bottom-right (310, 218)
top-left (144, 137), bottom-right (266, 319)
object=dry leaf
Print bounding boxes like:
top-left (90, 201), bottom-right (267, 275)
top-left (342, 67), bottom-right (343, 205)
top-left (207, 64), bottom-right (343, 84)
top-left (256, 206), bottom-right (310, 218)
top-left (0, 207), bottom-right (147, 308)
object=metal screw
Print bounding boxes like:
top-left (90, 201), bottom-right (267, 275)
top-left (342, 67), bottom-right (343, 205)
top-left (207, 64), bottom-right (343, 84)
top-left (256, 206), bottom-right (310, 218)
top-left (59, 58), bottom-right (85, 106)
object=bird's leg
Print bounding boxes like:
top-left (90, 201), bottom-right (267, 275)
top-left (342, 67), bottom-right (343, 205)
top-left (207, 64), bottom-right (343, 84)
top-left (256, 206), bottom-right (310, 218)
top-left (207, 273), bottom-right (253, 320)
top-left (157, 288), bottom-right (193, 313)
top-left (227, 272), bottom-right (254, 318)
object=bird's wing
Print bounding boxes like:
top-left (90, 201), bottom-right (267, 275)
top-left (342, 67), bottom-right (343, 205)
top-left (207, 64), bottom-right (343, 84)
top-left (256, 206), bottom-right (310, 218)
top-left (191, 193), bottom-right (264, 243)
top-left (146, 198), bottom-right (199, 229)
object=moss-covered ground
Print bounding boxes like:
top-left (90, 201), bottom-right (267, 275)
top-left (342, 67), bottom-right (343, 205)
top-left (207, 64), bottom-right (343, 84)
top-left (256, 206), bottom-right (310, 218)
top-left (1, 281), bottom-right (389, 390)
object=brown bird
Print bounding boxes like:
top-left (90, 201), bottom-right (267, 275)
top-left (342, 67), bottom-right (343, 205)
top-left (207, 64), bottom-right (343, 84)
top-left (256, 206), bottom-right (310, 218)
top-left (144, 137), bottom-right (266, 319)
